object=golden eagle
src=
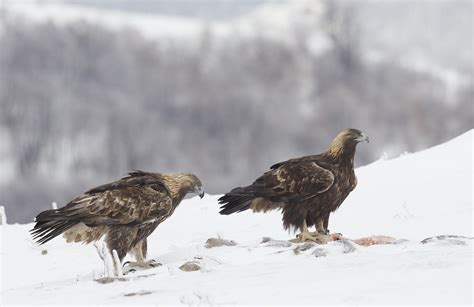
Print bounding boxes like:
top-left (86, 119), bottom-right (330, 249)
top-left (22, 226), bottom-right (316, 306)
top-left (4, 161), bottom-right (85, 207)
top-left (219, 129), bottom-right (368, 243)
top-left (31, 171), bottom-right (204, 275)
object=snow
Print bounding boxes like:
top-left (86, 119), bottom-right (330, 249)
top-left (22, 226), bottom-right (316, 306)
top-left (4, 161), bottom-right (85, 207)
top-left (2, 0), bottom-right (330, 52)
top-left (1, 130), bottom-right (473, 305)
top-left (2, 0), bottom-right (212, 40)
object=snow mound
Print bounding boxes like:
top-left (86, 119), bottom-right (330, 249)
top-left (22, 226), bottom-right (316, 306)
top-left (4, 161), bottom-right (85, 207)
top-left (332, 129), bottom-right (473, 240)
top-left (1, 130), bottom-right (472, 305)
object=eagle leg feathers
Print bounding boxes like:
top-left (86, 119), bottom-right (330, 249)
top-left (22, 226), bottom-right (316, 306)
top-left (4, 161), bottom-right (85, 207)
top-left (313, 216), bottom-right (330, 235)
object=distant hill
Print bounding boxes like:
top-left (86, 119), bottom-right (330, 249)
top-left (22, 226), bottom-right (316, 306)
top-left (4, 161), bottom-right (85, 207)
top-left (0, 0), bottom-right (472, 223)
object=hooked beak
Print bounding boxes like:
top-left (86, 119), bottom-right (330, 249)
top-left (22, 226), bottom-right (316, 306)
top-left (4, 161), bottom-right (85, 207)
top-left (194, 186), bottom-right (205, 198)
top-left (356, 132), bottom-right (369, 143)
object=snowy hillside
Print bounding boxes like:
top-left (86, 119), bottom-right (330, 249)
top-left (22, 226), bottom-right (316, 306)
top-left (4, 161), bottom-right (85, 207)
top-left (5, 0), bottom-right (471, 80)
top-left (2, 0), bottom-right (328, 48)
top-left (1, 130), bottom-right (472, 305)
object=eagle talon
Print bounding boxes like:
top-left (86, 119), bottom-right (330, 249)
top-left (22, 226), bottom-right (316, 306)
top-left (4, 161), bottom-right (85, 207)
top-left (123, 259), bottom-right (160, 270)
top-left (294, 232), bottom-right (320, 243)
top-left (124, 268), bottom-right (136, 275)
top-left (293, 231), bottom-right (330, 244)
top-left (149, 260), bottom-right (162, 268)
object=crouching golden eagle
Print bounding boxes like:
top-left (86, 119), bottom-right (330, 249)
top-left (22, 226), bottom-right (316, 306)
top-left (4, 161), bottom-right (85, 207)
top-left (219, 129), bottom-right (368, 243)
top-left (31, 171), bottom-right (204, 275)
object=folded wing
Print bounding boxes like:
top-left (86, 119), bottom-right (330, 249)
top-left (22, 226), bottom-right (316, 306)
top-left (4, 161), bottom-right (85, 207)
top-left (219, 160), bottom-right (334, 214)
top-left (31, 175), bottom-right (172, 245)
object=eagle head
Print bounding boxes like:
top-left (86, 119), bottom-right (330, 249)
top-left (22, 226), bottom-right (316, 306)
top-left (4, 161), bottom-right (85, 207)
top-left (345, 128), bottom-right (369, 143)
top-left (327, 128), bottom-right (369, 158)
top-left (185, 173), bottom-right (205, 198)
top-left (333, 128), bottom-right (369, 145)
top-left (161, 173), bottom-right (205, 199)
top-left (194, 184), bottom-right (205, 199)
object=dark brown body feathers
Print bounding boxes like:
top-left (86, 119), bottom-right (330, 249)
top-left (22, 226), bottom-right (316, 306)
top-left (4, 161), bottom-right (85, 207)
top-left (31, 171), bottom-right (203, 261)
top-left (219, 129), bottom-right (367, 233)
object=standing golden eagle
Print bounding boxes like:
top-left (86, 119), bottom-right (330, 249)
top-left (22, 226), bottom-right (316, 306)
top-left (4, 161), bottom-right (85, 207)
top-left (219, 129), bottom-right (368, 242)
top-left (31, 171), bottom-right (204, 275)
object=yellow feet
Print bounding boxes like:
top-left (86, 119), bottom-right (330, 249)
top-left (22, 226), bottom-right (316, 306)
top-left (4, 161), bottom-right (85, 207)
top-left (310, 232), bottom-right (344, 241)
top-left (289, 232), bottom-right (330, 244)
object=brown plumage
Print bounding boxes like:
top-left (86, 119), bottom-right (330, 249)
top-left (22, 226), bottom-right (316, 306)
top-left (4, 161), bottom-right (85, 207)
top-left (31, 170), bottom-right (204, 272)
top-left (219, 129), bottom-right (368, 241)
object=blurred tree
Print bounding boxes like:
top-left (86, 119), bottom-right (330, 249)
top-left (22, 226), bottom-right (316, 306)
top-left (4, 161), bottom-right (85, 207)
top-left (0, 6), bottom-right (472, 222)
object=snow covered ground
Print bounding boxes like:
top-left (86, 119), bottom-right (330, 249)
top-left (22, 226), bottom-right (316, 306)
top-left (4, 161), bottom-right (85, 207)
top-left (1, 130), bottom-right (472, 305)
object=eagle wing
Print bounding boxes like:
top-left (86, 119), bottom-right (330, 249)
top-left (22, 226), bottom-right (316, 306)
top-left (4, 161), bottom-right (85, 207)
top-left (32, 171), bottom-right (183, 245)
top-left (257, 160), bottom-right (334, 203)
top-left (32, 183), bottom-right (173, 244)
top-left (63, 185), bottom-right (173, 227)
top-left (84, 170), bottom-right (170, 195)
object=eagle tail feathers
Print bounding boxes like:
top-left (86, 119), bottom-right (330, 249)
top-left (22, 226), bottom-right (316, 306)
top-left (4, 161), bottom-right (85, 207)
top-left (30, 209), bottom-right (78, 245)
top-left (218, 187), bottom-right (255, 215)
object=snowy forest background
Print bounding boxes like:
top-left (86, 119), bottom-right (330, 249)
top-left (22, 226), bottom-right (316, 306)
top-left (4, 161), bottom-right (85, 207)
top-left (0, 0), bottom-right (472, 223)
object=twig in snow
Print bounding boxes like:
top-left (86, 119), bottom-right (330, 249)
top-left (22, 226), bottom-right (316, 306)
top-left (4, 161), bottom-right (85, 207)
top-left (0, 205), bottom-right (6, 225)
